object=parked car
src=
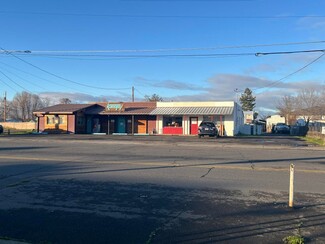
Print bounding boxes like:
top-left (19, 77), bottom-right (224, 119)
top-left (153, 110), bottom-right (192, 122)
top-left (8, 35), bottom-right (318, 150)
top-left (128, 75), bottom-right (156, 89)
top-left (198, 121), bottom-right (219, 138)
top-left (274, 123), bottom-right (290, 134)
top-left (0, 125), bottom-right (3, 134)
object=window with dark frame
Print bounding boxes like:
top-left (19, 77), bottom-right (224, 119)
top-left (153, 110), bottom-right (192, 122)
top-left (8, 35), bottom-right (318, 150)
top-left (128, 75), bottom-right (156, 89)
top-left (163, 116), bottom-right (183, 127)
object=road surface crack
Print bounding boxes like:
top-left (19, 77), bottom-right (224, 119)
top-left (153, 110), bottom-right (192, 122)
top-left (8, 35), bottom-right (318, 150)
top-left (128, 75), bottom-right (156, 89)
top-left (200, 167), bottom-right (215, 178)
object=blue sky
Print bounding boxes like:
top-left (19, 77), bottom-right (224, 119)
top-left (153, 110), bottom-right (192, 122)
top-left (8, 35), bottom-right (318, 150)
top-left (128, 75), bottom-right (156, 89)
top-left (1, 0), bottom-right (325, 114)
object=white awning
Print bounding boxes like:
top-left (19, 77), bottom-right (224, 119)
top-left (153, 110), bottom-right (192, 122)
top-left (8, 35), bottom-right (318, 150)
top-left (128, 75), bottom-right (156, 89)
top-left (150, 107), bottom-right (234, 115)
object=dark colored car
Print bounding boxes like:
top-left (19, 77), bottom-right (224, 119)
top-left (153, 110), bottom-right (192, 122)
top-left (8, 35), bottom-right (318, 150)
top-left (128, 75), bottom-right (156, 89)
top-left (0, 125), bottom-right (3, 134)
top-left (198, 121), bottom-right (218, 138)
top-left (274, 123), bottom-right (290, 134)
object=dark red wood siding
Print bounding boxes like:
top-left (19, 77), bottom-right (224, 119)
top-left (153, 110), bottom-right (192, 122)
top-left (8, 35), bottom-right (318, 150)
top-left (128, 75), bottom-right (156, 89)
top-left (38, 116), bottom-right (45, 132)
top-left (148, 116), bottom-right (156, 134)
top-left (68, 115), bottom-right (75, 134)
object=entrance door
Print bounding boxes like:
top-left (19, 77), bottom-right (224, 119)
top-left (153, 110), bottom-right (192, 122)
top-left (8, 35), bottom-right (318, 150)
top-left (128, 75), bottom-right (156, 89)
top-left (117, 117), bottom-right (126, 133)
top-left (190, 117), bottom-right (198, 135)
top-left (86, 117), bottom-right (92, 134)
top-left (137, 119), bottom-right (147, 134)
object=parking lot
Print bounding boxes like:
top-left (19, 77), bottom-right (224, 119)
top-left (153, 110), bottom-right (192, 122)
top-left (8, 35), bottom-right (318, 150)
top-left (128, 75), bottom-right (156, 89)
top-left (0, 134), bottom-right (324, 243)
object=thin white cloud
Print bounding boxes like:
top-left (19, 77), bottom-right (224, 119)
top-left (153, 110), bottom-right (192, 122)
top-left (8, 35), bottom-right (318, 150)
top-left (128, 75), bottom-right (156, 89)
top-left (38, 74), bottom-right (325, 115)
top-left (38, 92), bottom-right (128, 104)
top-left (135, 76), bottom-right (207, 91)
top-left (207, 73), bottom-right (271, 92)
top-left (297, 16), bottom-right (325, 31)
top-left (245, 63), bottom-right (279, 74)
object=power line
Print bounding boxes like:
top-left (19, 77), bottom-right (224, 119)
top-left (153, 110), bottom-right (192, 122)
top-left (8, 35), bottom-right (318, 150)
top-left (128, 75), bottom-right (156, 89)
top-left (256, 49), bottom-right (325, 56)
top-left (0, 78), bottom-right (19, 93)
top-left (2, 40), bottom-right (325, 54)
top-left (3, 49), bottom-right (325, 59)
top-left (12, 52), bottom-right (257, 58)
top-left (255, 52), bottom-right (325, 94)
top-left (0, 61), bottom-right (92, 94)
top-left (1, 11), bottom-right (325, 19)
top-left (0, 64), bottom-right (47, 91)
top-left (0, 47), bottom-right (131, 91)
top-left (134, 88), bottom-right (146, 97)
top-left (0, 69), bottom-right (32, 93)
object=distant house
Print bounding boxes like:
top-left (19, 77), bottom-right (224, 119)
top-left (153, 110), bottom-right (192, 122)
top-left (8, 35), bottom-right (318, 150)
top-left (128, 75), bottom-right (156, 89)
top-left (266, 115), bottom-right (286, 132)
top-left (295, 106), bottom-right (325, 124)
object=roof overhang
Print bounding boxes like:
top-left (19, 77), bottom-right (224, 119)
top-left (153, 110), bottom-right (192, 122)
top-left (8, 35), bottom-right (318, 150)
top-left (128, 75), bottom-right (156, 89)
top-left (150, 107), bottom-right (234, 115)
top-left (33, 112), bottom-right (74, 115)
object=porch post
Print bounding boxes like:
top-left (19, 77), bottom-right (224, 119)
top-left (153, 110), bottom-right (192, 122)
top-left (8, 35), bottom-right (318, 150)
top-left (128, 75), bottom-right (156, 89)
top-left (220, 115), bottom-right (223, 136)
top-left (107, 115), bottom-right (110, 135)
top-left (132, 115), bottom-right (134, 135)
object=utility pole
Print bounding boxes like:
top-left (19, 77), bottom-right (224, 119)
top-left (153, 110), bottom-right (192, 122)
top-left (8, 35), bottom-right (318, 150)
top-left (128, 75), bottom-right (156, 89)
top-left (3, 91), bottom-right (6, 122)
top-left (234, 88), bottom-right (240, 103)
top-left (131, 86), bottom-right (135, 135)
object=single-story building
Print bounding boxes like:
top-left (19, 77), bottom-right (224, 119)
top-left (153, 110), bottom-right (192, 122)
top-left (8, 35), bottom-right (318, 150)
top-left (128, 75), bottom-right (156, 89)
top-left (33, 102), bottom-right (156, 134)
top-left (33, 101), bottom-right (243, 136)
top-left (152, 101), bottom-right (243, 136)
top-left (33, 103), bottom-right (105, 134)
top-left (266, 115), bottom-right (286, 133)
top-left (97, 102), bottom-right (157, 134)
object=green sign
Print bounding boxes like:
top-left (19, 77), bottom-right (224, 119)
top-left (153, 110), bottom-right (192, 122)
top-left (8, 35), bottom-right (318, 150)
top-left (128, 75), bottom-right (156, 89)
top-left (107, 103), bottom-right (123, 111)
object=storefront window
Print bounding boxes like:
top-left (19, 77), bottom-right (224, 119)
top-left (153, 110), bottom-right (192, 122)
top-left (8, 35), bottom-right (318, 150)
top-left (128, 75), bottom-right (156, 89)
top-left (46, 115), bottom-right (64, 125)
top-left (59, 116), bottom-right (65, 124)
top-left (163, 116), bottom-right (182, 127)
top-left (46, 115), bottom-right (56, 124)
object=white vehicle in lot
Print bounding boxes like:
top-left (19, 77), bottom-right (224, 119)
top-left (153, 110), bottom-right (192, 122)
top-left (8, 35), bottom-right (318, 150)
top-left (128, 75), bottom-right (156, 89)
top-left (274, 123), bottom-right (290, 134)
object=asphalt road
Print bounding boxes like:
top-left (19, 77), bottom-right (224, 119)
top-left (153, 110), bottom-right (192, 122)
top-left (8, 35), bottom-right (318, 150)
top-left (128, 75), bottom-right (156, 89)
top-left (0, 134), bottom-right (324, 243)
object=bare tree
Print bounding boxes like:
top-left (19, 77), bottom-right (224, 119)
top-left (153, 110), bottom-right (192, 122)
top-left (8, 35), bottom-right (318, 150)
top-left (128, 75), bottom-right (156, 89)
top-left (10, 92), bottom-right (47, 121)
top-left (59, 98), bottom-right (72, 104)
top-left (276, 95), bottom-right (296, 124)
top-left (277, 87), bottom-right (325, 124)
top-left (41, 97), bottom-right (52, 107)
top-left (296, 88), bottom-right (323, 125)
top-left (277, 87), bottom-right (325, 135)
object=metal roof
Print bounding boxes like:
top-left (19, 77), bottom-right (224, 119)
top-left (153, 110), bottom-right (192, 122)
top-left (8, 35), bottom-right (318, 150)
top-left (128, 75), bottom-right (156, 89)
top-left (150, 107), bottom-right (234, 115)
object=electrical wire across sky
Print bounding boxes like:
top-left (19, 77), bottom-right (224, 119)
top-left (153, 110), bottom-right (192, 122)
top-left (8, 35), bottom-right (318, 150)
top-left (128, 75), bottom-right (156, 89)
top-left (0, 43), bottom-right (324, 96)
top-left (1, 40), bottom-right (325, 55)
top-left (1, 10), bottom-right (325, 20)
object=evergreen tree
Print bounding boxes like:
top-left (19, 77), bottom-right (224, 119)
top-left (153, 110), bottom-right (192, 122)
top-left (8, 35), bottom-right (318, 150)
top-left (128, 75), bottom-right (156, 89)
top-left (239, 88), bottom-right (256, 111)
top-left (144, 94), bottom-right (163, 102)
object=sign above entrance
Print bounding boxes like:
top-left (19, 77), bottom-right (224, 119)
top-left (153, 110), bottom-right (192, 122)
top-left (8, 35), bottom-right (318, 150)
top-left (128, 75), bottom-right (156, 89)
top-left (107, 103), bottom-right (123, 111)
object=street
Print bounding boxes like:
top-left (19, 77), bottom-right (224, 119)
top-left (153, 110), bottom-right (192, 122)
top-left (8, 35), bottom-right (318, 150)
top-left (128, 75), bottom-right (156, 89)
top-left (0, 135), bottom-right (324, 243)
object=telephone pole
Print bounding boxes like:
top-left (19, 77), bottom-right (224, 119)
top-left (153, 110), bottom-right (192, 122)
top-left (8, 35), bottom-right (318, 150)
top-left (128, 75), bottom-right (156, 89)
top-left (132, 86), bottom-right (135, 102)
top-left (3, 91), bottom-right (7, 122)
